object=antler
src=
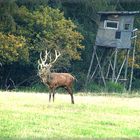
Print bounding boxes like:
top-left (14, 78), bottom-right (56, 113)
top-left (38, 49), bottom-right (50, 70)
top-left (49, 50), bottom-right (61, 65)
top-left (40, 50), bottom-right (50, 66)
top-left (38, 49), bottom-right (61, 70)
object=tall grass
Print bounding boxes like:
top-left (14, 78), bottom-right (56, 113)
top-left (0, 91), bottom-right (140, 139)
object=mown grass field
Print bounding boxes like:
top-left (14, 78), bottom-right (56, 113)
top-left (0, 91), bottom-right (140, 140)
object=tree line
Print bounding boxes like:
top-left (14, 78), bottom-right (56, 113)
top-left (0, 0), bottom-right (140, 92)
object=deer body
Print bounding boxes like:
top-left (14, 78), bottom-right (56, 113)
top-left (46, 73), bottom-right (75, 88)
top-left (38, 50), bottom-right (75, 104)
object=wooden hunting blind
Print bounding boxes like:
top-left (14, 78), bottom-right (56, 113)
top-left (96, 11), bottom-right (139, 49)
top-left (86, 11), bottom-right (139, 90)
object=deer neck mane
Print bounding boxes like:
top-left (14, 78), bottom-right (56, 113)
top-left (45, 69), bottom-right (52, 84)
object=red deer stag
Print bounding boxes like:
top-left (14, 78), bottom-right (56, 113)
top-left (38, 49), bottom-right (75, 104)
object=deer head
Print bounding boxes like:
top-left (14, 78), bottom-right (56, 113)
top-left (38, 49), bottom-right (61, 77)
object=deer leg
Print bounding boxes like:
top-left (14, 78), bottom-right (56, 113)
top-left (67, 87), bottom-right (74, 104)
top-left (52, 89), bottom-right (55, 102)
top-left (49, 88), bottom-right (52, 102)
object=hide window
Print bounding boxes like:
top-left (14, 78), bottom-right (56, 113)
top-left (124, 24), bottom-right (130, 30)
top-left (115, 31), bottom-right (121, 39)
top-left (104, 20), bottom-right (119, 30)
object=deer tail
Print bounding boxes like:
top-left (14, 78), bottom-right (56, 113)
top-left (73, 76), bottom-right (78, 82)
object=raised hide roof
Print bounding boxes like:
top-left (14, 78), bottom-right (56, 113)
top-left (98, 11), bottom-right (139, 15)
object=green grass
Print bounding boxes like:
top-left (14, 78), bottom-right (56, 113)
top-left (0, 91), bottom-right (140, 139)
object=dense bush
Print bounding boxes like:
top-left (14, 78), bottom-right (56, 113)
top-left (15, 83), bottom-right (48, 93)
top-left (84, 81), bottom-right (125, 93)
top-left (85, 82), bottom-right (105, 93)
top-left (132, 79), bottom-right (140, 90)
top-left (106, 81), bottom-right (124, 93)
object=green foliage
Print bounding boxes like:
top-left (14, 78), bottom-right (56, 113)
top-left (0, 0), bottom-right (18, 33)
top-left (106, 81), bottom-right (124, 93)
top-left (132, 79), bottom-right (140, 90)
top-left (0, 32), bottom-right (29, 64)
top-left (16, 83), bottom-right (48, 93)
top-left (16, 0), bottom-right (49, 9)
top-left (86, 82), bottom-right (105, 93)
top-left (84, 81), bottom-right (125, 93)
top-left (0, 1), bottom-right (84, 66)
top-left (35, 6), bottom-right (84, 60)
top-left (14, 5), bottom-right (84, 67)
top-left (73, 72), bottom-right (86, 91)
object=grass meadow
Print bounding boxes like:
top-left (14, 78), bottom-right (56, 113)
top-left (0, 91), bottom-right (140, 140)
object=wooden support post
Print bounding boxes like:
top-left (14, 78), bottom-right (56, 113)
top-left (115, 56), bottom-right (126, 83)
top-left (89, 62), bottom-right (99, 82)
top-left (95, 51), bottom-right (106, 87)
top-left (112, 48), bottom-right (118, 82)
top-left (129, 37), bottom-right (137, 92)
top-left (85, 46), bottom-right (96, 88)
top-left (90, 47), bottom-right (105, 82)
top-left (106, 50), bottom-right (115, 79)
top-left (124, 49), bottom-right (130, 89)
